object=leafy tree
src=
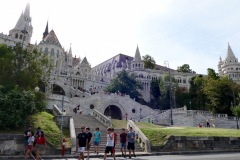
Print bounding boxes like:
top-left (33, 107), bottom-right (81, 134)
top-left (142, 54), bottom-right (156, 69)
top-left (0, 43), bottom-right (51, 90)
top-left (207, 68), bottom-right (219, 80)
top-left (0, 44), bottom-right (50, 130)
top-left (105, 70), bottom-right (143, 101)
top-left (0, 86), bottom-right (46, 130)
top-left (150, 79), bottom-right (161, 109)
top-left (177, 64), bottom-right (195, 73)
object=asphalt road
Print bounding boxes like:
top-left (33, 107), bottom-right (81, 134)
top-left (45, 152), bottom-right (240, 160)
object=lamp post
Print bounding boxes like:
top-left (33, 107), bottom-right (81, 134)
top-left (229, 77), bottom-right (239, 129)
top-left (60, 95), bottom-right (64, 141)
top-left (164, 61), bottom-right (173, 125)
top-left (140, 108), bottom-right (142, 119)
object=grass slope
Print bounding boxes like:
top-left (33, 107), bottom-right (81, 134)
top-left (136, 122), bottom-right (240, 146)
top-left (112, 119), bottom-right (128, 129)
top-left (31, 112), bottom-right (70, 148)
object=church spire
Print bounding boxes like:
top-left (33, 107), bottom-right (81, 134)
top-left (24, 3), bottom-right (30, 17)
top-left (134, 45), bottom-right (142, 61)
top-left (43, 21), bottom-right (49, 39)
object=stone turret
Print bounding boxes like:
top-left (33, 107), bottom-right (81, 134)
top-left (9, 3), bottom-right (33, 46)
top-left (131, 45), bottom-right (144, 71)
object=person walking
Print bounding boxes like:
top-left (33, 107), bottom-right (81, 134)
top-left (77, 126), bottom-right (88, 160)
top-left (24, 126), bottom-right (32, 155)
top-left (93, 127), bottom-right (101, 156)
top-left (103, 127), bottom-right (116, 160)
top-left (111, 128), bottom-right (117, 156)
top-left (86, 127), bottom-right (92, 160)
top-left (127, 127), bottom-right (136, 159)
top-left (120, 128), bottom-right (127, 158)
top-left (24, 131), bottom-right (35, 160)
top-left (35, 131), bottom-right (47, 160)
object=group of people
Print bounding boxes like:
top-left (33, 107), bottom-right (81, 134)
top-left (24, 126), bottom-right (47, 160)
top-left (77, 126), bottom-right (136, 160)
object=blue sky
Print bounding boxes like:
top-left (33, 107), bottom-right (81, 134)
top-left (0, 0), bottom-right (240, 74)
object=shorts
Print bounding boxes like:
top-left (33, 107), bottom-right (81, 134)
top-left (127, 142), bottom-right (135, 150)
top-left (78, 147), bottom-right (85, 153)
top-left (121, 142), bottom-right (126, 149)
top-left (27, 145), bottom-right (33, 151)
top-left (24, 140), bottom-right (28, 147)
top-left (105, 146), bottom-right (114, 154)
top-left (94, 141), bottom-right (100, 146)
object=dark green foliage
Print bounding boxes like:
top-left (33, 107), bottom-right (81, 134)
top-left (177, 64), bottom-right (195, 73)
top-left (142, 54), bottom-right (156, 69)
top-left (105, 70), bottom-right (143, 101)
top-left (0, 86), bottom-right (46, 130)
top-left (0, 44), bottom-right (50, 130)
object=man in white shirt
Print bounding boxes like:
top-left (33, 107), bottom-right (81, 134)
top-left (103, 127), bottom-right (116, 160)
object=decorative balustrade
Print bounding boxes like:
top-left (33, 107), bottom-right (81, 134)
top-left (127, 120), bottom-right (151, 152)
top-left (92, 109), bottom-right (112, 128)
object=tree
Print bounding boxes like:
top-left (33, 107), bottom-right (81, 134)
top-left (0, 43), bottom-right (51, 90)
top-left (207, 68), bottom-right (219, 80)
top-left (150, 79), bottom-right (161, 109)
top-left (0, 44), bottom-right (50, 130)
top-left (142, 54), bottom-right (156, 69)
top-left (105, 70), bottom-right (143, 101)
top-left (231, 104), bottom-right (240, 129)
top-left (177, 64), bottom-right (195, 73)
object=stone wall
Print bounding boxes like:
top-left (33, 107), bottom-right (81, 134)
top-left (161, 136), bottom-right (240, 152)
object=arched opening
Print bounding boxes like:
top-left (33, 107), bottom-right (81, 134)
top-left (38, 80), bottom-right (46, 93)
top-left (52, 84), bottom-right (65, 95)
top-left (104, 105), bottom-right (122, 120)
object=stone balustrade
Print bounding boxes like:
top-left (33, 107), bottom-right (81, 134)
top-left (127, 120), bottom-right (151, 152)
top-left (92, 109), bottom-right (112, 128)
top-left (69, 117), bottom-right (76, 154)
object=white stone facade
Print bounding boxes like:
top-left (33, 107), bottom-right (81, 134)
top-left (1, 3), bottom-right (198, 119)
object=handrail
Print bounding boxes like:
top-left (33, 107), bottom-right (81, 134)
top-left (92, 109), bottom-right (112, 128)
top-left (127, 120), bottom-right (151, 152)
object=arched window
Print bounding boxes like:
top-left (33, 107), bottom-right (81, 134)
top-left (183, 78), bottom-right (186, 84)
top-left (19, 34), bottom-right (23, 39)
top-left (51, 48), bottom-right (54, 56)
top-left (15, 33), bottom-right (18, 38)
top-left (44, 48), bottom-right (48, 54)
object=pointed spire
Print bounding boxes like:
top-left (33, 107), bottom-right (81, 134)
top-left (133, 45), bottom-right (142, 61)
top-left (43, 30), bottom-right (62, 47)
top-left (226, 43), bottom-right (236, 60)
top-left (69, 44), bottom-right (72, 55)
top-left (24, 3), bottom-right (30, 17)
top-left (43, 21), bottom-right (49, 39)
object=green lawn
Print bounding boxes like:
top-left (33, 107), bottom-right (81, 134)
top-left (112, 119), bottom-right (128, 129)
top-left (136, 122), bottom-right (240, 146)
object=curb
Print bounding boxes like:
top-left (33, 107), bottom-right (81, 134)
top-left (1, 150), bottom-right (240, 159)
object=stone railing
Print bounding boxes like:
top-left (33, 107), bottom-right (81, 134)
top-left (52, 104), bottom-right (62, 116)
top-left (92, 109), bottom-right (112, 127)
top-left (127, 120), bottom-right (151, 152)
top-left (212, 114), bottom-right (228, 118)
top-left (69, 117), bottom-right (76, 154)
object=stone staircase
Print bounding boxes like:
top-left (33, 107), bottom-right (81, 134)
top-left (70, 113), bottom-right (143, 153)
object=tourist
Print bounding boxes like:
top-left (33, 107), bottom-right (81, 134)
top-left (86, 127), bottom-right (92, 160)
top-left (111, 128), bottom-right (117, 156)
top-left (24, 125), bottom-right (32, 155)
top-left (127, 127), bottom-right (136, 158)
top-left (206, 121), bottom-right (210, 127)
top-left (35, 127), bottom-right (41, 136)
top-left (93, 127), bottom-right (101, 156)
top-left (103, 127), bottom-right (116, 160)
top-left (120, 128), bottom-right (127, 158)
top-left (77, 125), bottom-right (88, 160)
top-left (24, 131), bottom-right (35, 160)
top-left (35, 131), bottom-right (47, 160)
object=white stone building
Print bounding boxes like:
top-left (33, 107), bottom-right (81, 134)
top-left (1, 3), bottom-right (198, 119)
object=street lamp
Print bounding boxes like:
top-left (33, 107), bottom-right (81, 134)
top-left (140, 108), bottom-right (142, 119)
top-left (60, 95), bottom-right (64, 141)
top-left (164, 61), bottom-right (173, 125)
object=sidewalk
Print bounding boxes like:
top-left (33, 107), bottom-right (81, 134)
top-left (1, 149), bottom-right (240, 159)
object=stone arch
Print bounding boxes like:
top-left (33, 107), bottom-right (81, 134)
top-left (103, 102), bottom-right (126, 120)
top-left (52, 83), bottom-right (66, 95)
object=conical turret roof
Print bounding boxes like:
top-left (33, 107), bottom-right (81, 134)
top-left (226, 43), bottom-right (237, 60)
top-left (133, 45), bottom-right (142, 61)
top-left (14, 3), bottom-right (31, 31)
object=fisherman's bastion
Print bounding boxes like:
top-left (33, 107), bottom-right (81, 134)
top-left (1, 3), bottom-right (239, 128)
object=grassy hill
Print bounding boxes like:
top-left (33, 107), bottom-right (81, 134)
top-left (0, 112), bottom-right (70, 149)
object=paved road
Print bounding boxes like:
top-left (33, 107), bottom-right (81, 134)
top-left (45, 153), bottom-right (240, 160)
